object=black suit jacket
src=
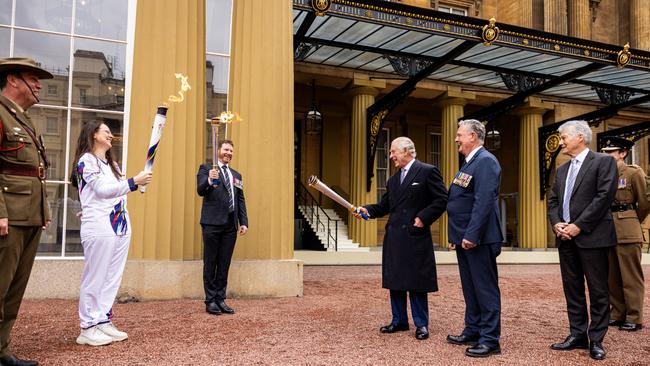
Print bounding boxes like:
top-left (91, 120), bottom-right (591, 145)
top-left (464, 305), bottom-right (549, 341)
top-left (197, 163), bottom-right (248, 228)
top-left (547, 150), bottom-right (617, 248)
top-left (365, 160), bottom-right (448, 292)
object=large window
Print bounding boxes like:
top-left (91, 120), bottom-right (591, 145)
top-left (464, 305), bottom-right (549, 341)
top-left (205, 0), bottom-right (233, 163)
top-left (376, 128), bottom-right (390, 201)
top-left (2, 0), bottom-right (132, 257)
top-left (429, 132), bottom-right (441, 167)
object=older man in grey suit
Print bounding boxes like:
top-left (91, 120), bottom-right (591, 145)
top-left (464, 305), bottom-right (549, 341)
top-left (547, 120), bottom-right (618, 361)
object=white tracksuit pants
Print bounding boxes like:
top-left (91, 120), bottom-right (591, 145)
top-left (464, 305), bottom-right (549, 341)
top-left (78, 235), bottom-right (130, 329)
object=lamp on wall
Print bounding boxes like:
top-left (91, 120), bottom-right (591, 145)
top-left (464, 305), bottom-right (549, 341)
top-left (485, 122), bottom-right (501, 151)
top-left (305, 79), bottom-right (322, 135)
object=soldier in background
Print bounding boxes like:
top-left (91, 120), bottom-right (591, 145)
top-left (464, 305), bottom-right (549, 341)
top-left (602, 136), bottom-right (650, 332)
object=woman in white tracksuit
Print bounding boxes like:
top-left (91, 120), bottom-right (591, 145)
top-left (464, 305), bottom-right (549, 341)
top-left (72, 120), bottom-right (152, 346)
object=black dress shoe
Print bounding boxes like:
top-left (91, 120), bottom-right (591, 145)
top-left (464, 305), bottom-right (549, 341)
top-left (608, 319), bottom-right (624, 327)
top-left (620, 322), bottom-right (643, 332)
top-left (447, 334), bottom-right (479, 346)
top-left (550, 335), bottom-right (588, 350)
top-left (205, 302), bottom-right (222, 315)
top-left (465, 344), bottom-right (501, 358)
top-left (379, 323), bottom-right (409, 333)
top-left (415, 326), bottom-right (429, 340)
top-left (217, 300), bottom-right (235, 314)
top-left (589, 342), bottom-right (606, 360)
top-left (0, 355), bottom-right (38, 366)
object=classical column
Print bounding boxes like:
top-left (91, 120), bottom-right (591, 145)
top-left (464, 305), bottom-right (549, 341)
top-left (519, 0), bottom-right (533, 28)
top-left (347, 76), bottom-right (386, 247)
top-left (127, 0), bottom-right (205, 261)
top-left (568, 0), bottom-right (590, 38)
top-left (515, 98), bottom-right (553, 249)
top-left (544, 0), bottom-right (568, 35)
top-left (434, 89), bottom-right (475, 248)
top-left (630, 0), bottom-right (650, 51)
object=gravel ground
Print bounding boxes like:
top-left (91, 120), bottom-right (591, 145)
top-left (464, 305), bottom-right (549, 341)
top-left (10, 264), bottom-right (650, 365)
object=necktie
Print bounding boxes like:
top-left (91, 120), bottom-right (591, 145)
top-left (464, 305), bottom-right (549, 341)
top-left (221, 165), bottom-right (234, 213)
top-left (400, 168), bottom-right (407, 184)
top-left (562, 159), bottom-right (578, 222)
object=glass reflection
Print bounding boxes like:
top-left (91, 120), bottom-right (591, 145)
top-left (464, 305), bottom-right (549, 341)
top-left (14, 30), bottom-right (70, 107)
top-left (206, 0), bottom-right (232, 54)
top-left (15, 0), bottom-right (72, 33)
top-left (0, 28), bottom-right (9, 57)
top-left (29, 107), bottom-right (68, 181)
top-left (75, 0), bottom-right (127, 41)
top-left (0, 0), bottom-right (11, 25)
top-left (38, 182), bottom-right (65, 256)
top-left (205, 55), bottom-right (229, 162)
top-left (65, 185), bottom-right (82, 255)
top-left (72, 38), bottom-right (126, 110)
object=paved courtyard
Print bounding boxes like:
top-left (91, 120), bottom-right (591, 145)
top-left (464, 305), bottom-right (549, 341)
top-left (11, 264), bottom-right (650, 365)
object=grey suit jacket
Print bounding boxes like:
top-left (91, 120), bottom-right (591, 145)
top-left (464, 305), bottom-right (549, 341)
top-left (547, 150), bottom-right (618, 249)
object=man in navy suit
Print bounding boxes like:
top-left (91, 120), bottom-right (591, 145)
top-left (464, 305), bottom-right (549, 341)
top-left (446, 119), bottom-right (503, 358)
top-left (547, 120), bottom-right (617, 360)
top-left (356, 137), bottom-right (447, 340)
top-left (197, 139), bottom-right (248, 316)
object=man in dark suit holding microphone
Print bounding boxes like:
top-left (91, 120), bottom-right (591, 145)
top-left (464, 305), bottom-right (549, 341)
top-left (355, 137), bottom-right (447, 341)
top-left (446, 119), bottom-right (503, 358)
top-left (547, 120), bottom-right (618, 360)
top-left (197, 139), bottom-right (248, 316)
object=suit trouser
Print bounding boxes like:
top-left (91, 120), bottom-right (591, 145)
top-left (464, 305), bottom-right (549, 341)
top-left (608, 243), bottom-right (644, 324)
top-left (202, 215), bottom-right (237, 304)
top-left (558, 239), bottom-right (610, 342)
top-left (389, 290), bottom-right (428, 328)
top-left (78, 235), bottom-right (131, 329)
top-left (0, 226), bottom-right (41, 358)
top-left (456, 243), bottom-right (501, 348)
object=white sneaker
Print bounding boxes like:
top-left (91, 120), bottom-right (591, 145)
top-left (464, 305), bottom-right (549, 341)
top-left (97, 322), bottom-right (128, 342)
top-left (76, 326), bottom-right (113, 346)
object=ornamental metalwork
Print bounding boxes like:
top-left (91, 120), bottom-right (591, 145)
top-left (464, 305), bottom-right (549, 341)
top-left (596, 120), bottom-right (650, 151)
top-left (498, 72), bottom-right (545, 92)
top-left (617, 43), bottom-right (632, 69)
top-left (592, 86), bottom-right (634, 105)
top-left (294, 42), bottom-right (315, 61)
top-left (481, 18), bottom-right (499, 46)
top-left (386, 55), bottom-right (433, 77)
top-left (311, 0), bottom-right (331, 16)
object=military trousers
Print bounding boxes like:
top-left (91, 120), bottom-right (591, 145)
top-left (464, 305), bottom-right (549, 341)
top-left (608, 243), bottom-right (645, 324)
top-left (0, 225), bottom-right (41, 358)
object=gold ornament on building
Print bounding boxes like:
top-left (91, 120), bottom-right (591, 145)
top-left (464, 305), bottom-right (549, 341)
top-left (617, 43), bottom-right (631, 69)
top-left (545, 133), bottom-right (560, 152)
top-left (311, 0), bottom-right (331, 16)
top-left (481, 18), bottom-right (499, 46)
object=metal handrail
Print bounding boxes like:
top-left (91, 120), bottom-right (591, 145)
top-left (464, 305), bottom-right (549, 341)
top-left (298, 182), bottom-right (339, 251)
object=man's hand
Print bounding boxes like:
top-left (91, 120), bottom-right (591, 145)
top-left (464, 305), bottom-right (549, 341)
top-left (413, 217), bottom-right (424, 228)
top-left (353, 206), bottom-right (368, 219)
top-left (461, 238), bottom-right (477, 250)
top-left (0, 218), bottom-right (7, 236)
top-left (563, 223), bottom-right (581, 238)
top-left (553, 222), bottom-right (568, 237)
top-left (239, 225), bottom-right (248, 236)
top-left (449, 243), bottom-right (456, 250)
top-left (208, 169), bottom-right (219, 185)
top-left (42, 220), bottom-right (51, 230)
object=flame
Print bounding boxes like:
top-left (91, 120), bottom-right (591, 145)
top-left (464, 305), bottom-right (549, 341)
top-left (168, 73), bottom-right (191, 103)
top-left (217, 111), bottom-right (242, 124)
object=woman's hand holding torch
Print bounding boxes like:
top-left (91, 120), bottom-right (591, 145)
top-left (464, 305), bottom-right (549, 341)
top-left (133, 171), bottom-right (153, 187)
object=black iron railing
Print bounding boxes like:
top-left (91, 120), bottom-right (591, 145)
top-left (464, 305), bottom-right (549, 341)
top-left (298, 182), bottom-right (339, 251)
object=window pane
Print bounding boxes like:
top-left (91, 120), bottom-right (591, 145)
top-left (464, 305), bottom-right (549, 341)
top-left (75, 0), bottom-right (127, 41)
top-left (206, 0), bottom-right (232, 54)
top-left (0, 0), bottom-right (11, 25)
top-left (15, 0), bottom-right (72, 33)
top-left (206, 54), bottom-right (229, 119)
top-left (29, 107), bottom-right (68, 181)
top-left (14, 30), bottom-right (70, 107)
top-left (0, 28), bottom-right (9, 57)
top-left (72, 38), bottom-right (126, 110)
top-left (65, 184), bottom-right (82, 256)
top-left (39, 182), bottom-right (65, 256)
top-left (70, 110), bottom-right (124, 169)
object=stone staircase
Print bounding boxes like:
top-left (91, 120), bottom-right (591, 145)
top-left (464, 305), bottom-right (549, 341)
top-left (298, 206), bottom-right (370, 252)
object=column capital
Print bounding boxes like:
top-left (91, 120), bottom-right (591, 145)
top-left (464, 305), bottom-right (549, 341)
top-left (432, 88), bottom-right (476, 107)
top-left (513, 97), bottom-right (554, 117)
top-left (346, 74), bottom-right (386, 97)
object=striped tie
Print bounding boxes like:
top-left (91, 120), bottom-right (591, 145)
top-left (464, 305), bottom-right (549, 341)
top-left (562, 159), bottom-right (578, 222)
top-left (221, 165), bottom-right (234, 213)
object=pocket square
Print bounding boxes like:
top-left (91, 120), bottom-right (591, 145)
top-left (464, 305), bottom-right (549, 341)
top-left (411, 182), bottom-right (420, 186)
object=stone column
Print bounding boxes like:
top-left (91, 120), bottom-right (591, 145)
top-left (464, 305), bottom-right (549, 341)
top-left (519, 0), bottom-right (533, 28)
top-left (515, 98), bottom-right (553, 249)
top-left (347, 75), bottom-right (386, 246)
top-left (127, 0), bottom-right (205, 261)
top-left (630, 0), bottom-right (650, 51)
top-left (568, 0), bottom-right (591, 38)
top-left (544, 0), bottom-right (568, 35)
top-left (434, 89), bottom-right (475, 248)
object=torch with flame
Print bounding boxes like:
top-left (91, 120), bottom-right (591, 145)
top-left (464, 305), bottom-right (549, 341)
top-left (210, 111), bottom-right (242, 186)
top-left (140, 73), bottom-right (192, 193)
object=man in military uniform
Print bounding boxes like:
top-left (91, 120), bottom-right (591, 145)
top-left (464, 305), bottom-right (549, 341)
top-left (602, 136), bottom-right (650, 332)
top-left (0, 58), bottom-right (52, 366)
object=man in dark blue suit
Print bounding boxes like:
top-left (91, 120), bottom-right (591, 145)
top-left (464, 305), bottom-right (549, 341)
top-left (356, 137), bottom-right (447, 341)
top-left (197, 139), bottom-right (248, 316)
top-left (446, 119), bottom-right (503, 358)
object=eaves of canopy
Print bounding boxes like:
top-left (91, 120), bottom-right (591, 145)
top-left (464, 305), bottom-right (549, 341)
top-left (292, 0), bottom-right (650, 191)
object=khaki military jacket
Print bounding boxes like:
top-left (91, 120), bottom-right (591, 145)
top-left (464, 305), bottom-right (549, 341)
top-left (0, 95), bottom-right (50, 226)
top-left (612, 160), bottom-right (650, 244)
